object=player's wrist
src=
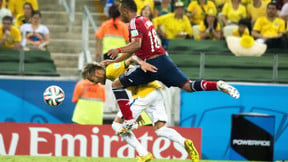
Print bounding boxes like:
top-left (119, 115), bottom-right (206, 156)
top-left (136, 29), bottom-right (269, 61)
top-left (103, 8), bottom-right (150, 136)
top-left (116, 47), bottom-right (122, 53)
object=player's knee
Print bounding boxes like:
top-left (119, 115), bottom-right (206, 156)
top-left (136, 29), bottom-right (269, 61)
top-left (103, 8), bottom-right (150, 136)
top-left (153, 120), bottom-right (166, 131)
top-left (112, 79), bottom-right (124, 89)
top-left (181, 81), bottom-right (193, 92)
top-left (112, 121), bottom-right (122, 132)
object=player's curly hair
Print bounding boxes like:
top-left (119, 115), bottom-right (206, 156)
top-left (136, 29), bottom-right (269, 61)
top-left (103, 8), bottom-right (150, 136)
top-left (120, 0), bottom-right (137, 12)
top-left (82, 62), bottom-right (105, 80)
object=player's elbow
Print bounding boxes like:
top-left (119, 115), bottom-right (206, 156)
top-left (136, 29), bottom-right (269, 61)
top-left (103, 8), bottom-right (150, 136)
top-left (134, 41), bottom-right (141, 50)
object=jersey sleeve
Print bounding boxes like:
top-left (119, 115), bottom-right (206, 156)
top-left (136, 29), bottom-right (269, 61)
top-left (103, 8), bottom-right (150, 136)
top-left (199, 21), bottom-right (206, 32)
top-left (129, 18), bottom-right (143, 39)
top-left (72, 80), bottom-right (84, 102)
top-left (106, 61), bottom-right (127, 81)
top-left (253, 18), bottom-right (261, 32)
top-left (279, 19), bottom-right (285, 33)
top-left (95, 23), bottom-right (105, 39)
top-left (13, 27), bottom-right (21, 42)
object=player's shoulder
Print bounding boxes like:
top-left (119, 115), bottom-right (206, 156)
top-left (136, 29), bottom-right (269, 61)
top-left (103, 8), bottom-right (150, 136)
top-left (131, 16), bottom-right (149, 26)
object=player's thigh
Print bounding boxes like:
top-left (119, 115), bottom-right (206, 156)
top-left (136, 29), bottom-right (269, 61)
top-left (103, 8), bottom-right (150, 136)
top-left (116, 98), bottom-right (149, 119)
top-left (145, 90), bottom-right (168, 125)
top-left (148, 55), bottom-right (189, 87)
top-left (119, 65), bottom-right (154, 88)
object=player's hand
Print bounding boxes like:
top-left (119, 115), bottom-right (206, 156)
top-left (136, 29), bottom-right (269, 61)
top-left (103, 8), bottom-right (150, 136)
top-left (101, 59), bottom-right (114, 66)
top-left (139, 61), bottom-right (157, 73)
top-left (106, 48), bottom-right (119, 59)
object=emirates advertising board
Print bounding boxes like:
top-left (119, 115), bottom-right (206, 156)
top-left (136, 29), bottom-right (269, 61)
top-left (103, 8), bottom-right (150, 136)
top-left (0, 123), bottom-right (201, 159)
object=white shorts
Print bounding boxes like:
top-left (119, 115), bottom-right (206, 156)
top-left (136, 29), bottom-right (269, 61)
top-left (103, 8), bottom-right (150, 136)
top-left (116, 89), bottom-right (168, 125)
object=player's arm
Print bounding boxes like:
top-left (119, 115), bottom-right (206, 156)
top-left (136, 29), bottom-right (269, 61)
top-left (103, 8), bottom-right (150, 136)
top-left (106, 37), bottom-right (142, 60)
top-left (130, 55), bottom-right (158, 73)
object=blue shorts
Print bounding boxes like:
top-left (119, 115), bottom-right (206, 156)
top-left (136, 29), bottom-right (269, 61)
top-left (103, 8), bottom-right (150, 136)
top-left (119, 54), bottom-right (189, 88)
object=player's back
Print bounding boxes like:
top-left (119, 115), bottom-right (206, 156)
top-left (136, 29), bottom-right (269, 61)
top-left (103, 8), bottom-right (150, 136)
top-left (129, 16), bottom-right (166, 60)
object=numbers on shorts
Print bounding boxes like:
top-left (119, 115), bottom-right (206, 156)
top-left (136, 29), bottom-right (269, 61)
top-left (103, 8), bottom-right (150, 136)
top-left (148, 29), bottom-right (161, 52)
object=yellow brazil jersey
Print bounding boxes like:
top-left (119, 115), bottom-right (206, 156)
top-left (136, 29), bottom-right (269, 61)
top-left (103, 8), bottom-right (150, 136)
top-left (222, 2), bottom-right (247, 23)
top-left (187, 1), bottom-right (217, 25)
top-left (105, 61), bottom-right (162, 98)
top-left (8, 0), bottom-right (38, 17)
top-left (0, 25), bottom-right (21, 48)
top-left (232, 27), bottom-right (250, 37)
top-left (153, 13), bottom-right (193, 39)
top-left (253, 16), bottom-right (285, 37)
top-left (199, 20), bottom-right (221, 39)
top-left (134, 0), bottom-right (154, 15)
top-left (247, 1), bottom-right (268, 22)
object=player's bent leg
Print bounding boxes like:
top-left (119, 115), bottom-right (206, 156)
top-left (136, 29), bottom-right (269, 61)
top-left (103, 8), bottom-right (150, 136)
top-left (154, 121), bottom-right (186, 147)
top-left (112, 79), bottom-right (134, 121)
top-left (182, 80), bottom-right (240, 99)
top-left (154, 121), bottom-right (199, 162)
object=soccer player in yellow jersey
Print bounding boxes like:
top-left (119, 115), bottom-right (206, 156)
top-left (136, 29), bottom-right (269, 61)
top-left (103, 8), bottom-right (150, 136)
top-left (252, 2), bottom-right (285, 48)
top-left (82, 58), bottom-right (200, 162)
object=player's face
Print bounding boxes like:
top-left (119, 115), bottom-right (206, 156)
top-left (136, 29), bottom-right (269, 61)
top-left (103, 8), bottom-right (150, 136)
top-left (119, 4), bottom-right (129, 23)
top-left (89, 69), bottom-right (106, 85)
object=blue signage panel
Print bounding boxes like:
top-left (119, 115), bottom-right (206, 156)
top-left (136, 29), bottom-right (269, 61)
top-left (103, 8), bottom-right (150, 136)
top-left (180, 84), bottom-right (288, 160)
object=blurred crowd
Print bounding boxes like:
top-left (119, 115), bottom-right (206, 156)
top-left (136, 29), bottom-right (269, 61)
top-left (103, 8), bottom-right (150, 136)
top-left (96, 0), bottom-right (288, 58)
top-left (0, 0), bottom-right (49, 51)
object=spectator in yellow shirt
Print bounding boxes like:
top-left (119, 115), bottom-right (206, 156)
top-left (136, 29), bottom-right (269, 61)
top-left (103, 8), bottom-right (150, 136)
top-left (140, 5), bottom-right (153, 20)
top-left (9, 0), bottom-right (38, 17)
top-left (15, 2), bottom-right (34, 28)
top-left (187, 0), bottom-right (217, 25)
top-left (0, 16), bottom-right (21, 50)
top-left (247, 0), bottom-right (268, 25)
top-left (221, 0), bottom-right (247, 26)
top-left (134, 0), bottom-right (154, 15)
top-left (252, 2), bottom-right (285, 48)
top-left (199, 9), bottom-right (222, 40)
top-left (232, 18), bottom-right (250, 37)
top-left (153, 2), bottom-right (192, 49)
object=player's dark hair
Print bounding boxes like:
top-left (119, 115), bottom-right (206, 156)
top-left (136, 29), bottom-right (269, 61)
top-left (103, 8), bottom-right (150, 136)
top-left (2, 15), bottom-right (13, 23)
top-left (120, 0), bottom-right (137, 12)
top-left (32, 10), bottom-right (42, 18)
top-left (82, 62), bottom-right (105, 80)
top-left (109, 3), bottom-right (120, 29)
top-left (267, 2), bottom-right (277, 8)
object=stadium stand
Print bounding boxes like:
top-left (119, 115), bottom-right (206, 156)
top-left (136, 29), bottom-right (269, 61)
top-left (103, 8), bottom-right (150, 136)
top-left (168, 40), bottom-right (288, 83)
top-left (0, 49), bottom-right (59, 76)
top-left (39, 0), bottom-right (105, 77)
